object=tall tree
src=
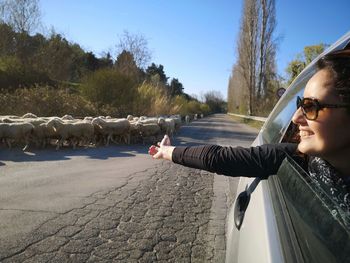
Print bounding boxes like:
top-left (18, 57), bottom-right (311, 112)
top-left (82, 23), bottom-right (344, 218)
top-left (168, 78), bottom-right (183, 97)
top-left (114, 50), bottom-right (143, 82)
top-left (146, 63), bottom-right (168, 84)
top-left (0, 0), bottom-right (41, 34)
top-left (229, 0), bottom-right (277, 115)
top-left (115, 30), bottom-right (151, 69)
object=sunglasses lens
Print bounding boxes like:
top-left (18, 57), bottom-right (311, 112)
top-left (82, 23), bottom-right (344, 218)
top-left (302, 98), bottom-right (318, 120)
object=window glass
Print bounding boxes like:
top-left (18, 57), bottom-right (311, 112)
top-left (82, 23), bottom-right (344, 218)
top-left (272, 157), bottom-right (350, 263)
top-left (261, 69), bottom-right (315, 144)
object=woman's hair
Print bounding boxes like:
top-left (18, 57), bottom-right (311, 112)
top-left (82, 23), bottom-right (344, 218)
top-left (317, 48), bottom-right (350, 108)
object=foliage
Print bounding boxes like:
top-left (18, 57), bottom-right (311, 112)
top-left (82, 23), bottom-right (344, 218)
top-left (114, 50), bottom-right (144, 81)
top-left (203, 91), bottom-right (226, 113)
top-left (0, 0), bottom-right (41, 34)
top-left (228, 0), bottom-right (278, 116)
top-left (146, 63), bottom-right (168, 84)
top-left (80, 68), bottom-right (137, 117)
top-left (168, 78), bottom-right (184, 97)
top-left (0, 55), bottom-right (52, 90)
top-left (0, 85), bottom-right (96, 116)
top-left (0, 5), bottom-right (204, 118)
top-left (286, 43), bottom-right (328, 84)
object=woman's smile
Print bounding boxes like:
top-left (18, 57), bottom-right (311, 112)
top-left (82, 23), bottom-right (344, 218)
top-left (299, 129), bottom-right (314, 139)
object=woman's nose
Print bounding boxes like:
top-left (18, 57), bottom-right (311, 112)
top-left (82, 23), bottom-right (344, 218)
top-left (292, 107), bottom-right (307, 125)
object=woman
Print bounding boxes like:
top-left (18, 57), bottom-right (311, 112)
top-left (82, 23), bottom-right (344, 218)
top-left (150, 49), bottom-right (350, 215)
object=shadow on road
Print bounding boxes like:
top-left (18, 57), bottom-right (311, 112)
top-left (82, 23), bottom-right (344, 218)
top-left (0, 144), bottom-right (149, 163)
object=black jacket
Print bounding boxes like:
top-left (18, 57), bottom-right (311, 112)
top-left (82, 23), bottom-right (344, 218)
top-left (172, 143), bottom-right (298, 179)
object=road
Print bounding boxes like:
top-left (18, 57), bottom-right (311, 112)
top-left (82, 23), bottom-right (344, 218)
top-left (0, 114), bottom-right (258, 262)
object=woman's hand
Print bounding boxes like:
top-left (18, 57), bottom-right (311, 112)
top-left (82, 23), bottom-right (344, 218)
top-left (148, 135), bottom-right (175, 161)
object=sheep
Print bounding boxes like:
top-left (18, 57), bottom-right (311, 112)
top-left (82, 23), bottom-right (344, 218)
top-left (92, 117), bottom-right (130, 146)
top-left (126, 115), bottom-right (134, 121)
top-left (170, 115), bottom-right (182, 133)
top-left (61, 114), bottom-right (74, 120)
top-left (129, 121), bottom-right (142, 144)
top-left (84, 116), bottom-right (94, 122)
top-left (32, 121), bottom-right (60, 148)
top-left (22, 113), bottom-right (38, 118)
top-left (0, 122), bottom-right (34, 151)
top-left (156, 117), bottom-right (176, 137)
top-left (46, 118), bottom-right (94, 150)
top-left (138, 122), bottom-right (162, 144)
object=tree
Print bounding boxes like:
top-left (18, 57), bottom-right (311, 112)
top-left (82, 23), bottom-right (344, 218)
top-left (114, 50), bottom-right (142, 80)
top-left (146, 63), bottom-right (168, 84)
top-left (228, 0), bottom-right (278, 115)
top-left (168, 78), bottom-right (183, 97)
top-left (115, 30), bottom-right (151, 69)
top-left (0, 0), bottom-right (41, 34)
top-left (99, 52), bottom-right (114, 69)
top-left (286, 43), bottom-right (327, 84)
top-left (203, 91), bottom-right (226, 113)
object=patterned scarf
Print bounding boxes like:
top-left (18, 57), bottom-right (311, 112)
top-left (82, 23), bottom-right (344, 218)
top-left (308, 157), bottom-right (350, 227)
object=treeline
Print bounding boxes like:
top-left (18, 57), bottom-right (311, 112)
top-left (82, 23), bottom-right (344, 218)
top-left (227, 0), bottom-right (327, 117)
top-left (0, 0), bottom-right (225, 117)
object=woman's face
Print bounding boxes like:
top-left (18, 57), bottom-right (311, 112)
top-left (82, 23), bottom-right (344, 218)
top-left (292, 69), bottom-right (350, 159)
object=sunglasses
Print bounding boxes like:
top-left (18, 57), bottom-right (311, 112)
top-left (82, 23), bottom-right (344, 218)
top-left (296, 96), bottom-right (350, 120)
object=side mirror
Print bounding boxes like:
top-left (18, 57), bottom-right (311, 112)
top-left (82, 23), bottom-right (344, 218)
top-left (234, 186), bottom-right (251, 230)
top-left (234, 178), bottom-right (261, 230)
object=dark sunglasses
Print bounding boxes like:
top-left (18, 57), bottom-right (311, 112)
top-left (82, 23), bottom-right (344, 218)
top-left (296, 96), bottom-right (350, 120)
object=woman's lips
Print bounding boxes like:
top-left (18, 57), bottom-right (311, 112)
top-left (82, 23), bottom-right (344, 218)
top-left (299, 130), bottom-right (314, 138)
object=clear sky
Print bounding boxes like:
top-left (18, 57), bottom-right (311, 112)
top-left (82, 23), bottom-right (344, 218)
top-left (39, 0), bottom-right (350, 100)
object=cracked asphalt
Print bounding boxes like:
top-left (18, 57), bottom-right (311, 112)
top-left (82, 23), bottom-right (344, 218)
top-left (0, 114), bottom-right (258, 262)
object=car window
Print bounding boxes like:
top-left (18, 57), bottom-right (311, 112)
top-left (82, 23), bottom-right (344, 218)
top-left (270, 157), bottom-right (350, 263)
top-left (261, 69), bottom-right (315, 144)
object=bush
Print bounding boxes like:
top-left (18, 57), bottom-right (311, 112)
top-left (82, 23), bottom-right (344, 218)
top-left (0, 85), bottom-right (96, 117)
top-left (80, 69), bottom-right (137, 117)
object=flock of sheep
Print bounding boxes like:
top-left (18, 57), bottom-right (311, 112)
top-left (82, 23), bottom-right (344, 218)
top-left (0, 113), bottom-right (201, 151)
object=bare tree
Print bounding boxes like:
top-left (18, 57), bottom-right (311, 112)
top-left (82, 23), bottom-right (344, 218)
top-left (229, 0), bottom-right (277, 115)
top-left (256, 0), bottom-right (276, 99)
top-left (115, 30), bottom-right (152, 69)
top-left (0, 0), bottom-right (41, 34)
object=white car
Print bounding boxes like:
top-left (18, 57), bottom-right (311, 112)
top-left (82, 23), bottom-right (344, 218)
top-left (226, 31), bottom-right (350, 263)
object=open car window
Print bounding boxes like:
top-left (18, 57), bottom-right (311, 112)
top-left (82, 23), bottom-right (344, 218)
top-left (269, 156), bottom-right (350, 263)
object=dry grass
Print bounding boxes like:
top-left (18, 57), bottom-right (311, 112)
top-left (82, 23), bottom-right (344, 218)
top-left (228, 115), bottom-right (264, 130)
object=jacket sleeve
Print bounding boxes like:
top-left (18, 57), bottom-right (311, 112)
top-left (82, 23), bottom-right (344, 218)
top-left (172, 143), bottom-right (298, 179)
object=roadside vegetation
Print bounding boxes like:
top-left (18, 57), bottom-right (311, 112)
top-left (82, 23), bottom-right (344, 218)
top-left (0, 0), bottom-right (327, 120)
top-left (227, 0), bottom-right (327, 117)
top-left (0, 0), bottom-right (226, 118)
top-left (228, 115), bottom-right (264, 130)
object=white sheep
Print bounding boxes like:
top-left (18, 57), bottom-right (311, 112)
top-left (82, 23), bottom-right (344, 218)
top-left (0, 122), bottom-right (34, 151)
top-left (61, 114), bottom-right (74, 120)
top-left (137, 122), bottom-right (161, 144)
top-left (46, 119), bottom-right (94, 150)
top-left (92, 117), bottom-right (130, 146)
top-left (22, 113), bottom-right (38, 118)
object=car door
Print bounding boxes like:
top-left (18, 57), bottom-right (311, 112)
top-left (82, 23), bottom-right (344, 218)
top-left (226, 31), bottom-right (350, 263)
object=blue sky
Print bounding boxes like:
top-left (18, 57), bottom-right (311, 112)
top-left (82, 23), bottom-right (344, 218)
top-left (40, 0), bottom-right (350, 100)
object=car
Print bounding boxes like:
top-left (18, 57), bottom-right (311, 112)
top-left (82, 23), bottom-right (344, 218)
top-left (225, 31), bottom-right (350, 263)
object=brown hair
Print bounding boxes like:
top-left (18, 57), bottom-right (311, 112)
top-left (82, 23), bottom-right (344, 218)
top-left (317, 49), bottom-right (350, 109)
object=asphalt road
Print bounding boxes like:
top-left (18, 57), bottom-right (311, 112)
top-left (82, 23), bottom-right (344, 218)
top-left (0, 114), bottom-right (258, 262)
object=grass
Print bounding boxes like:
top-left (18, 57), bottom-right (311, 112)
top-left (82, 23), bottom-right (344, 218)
top-left (228, 115), bottom-right (264, 130)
